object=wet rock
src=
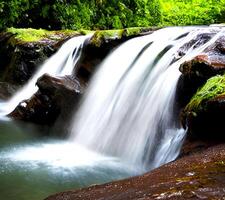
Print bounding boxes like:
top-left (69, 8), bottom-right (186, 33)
top-left (0, 82), bottom-right (19, 100)
top-left (181, 74), bottom-right (225, 139)
top-left (76, 27), bottom-right (156, 82)
top-left (179, 34), bottom-right (225, 81)
top-left (175, 31), bottom-right (225, 112)
top-left (2, 27), bottom-right (156, 125)
top-left (9, 74), bottom-right (85, 127)
top-left (0, 27), bottom-right (155, 85)
top-left (45, 144), bottom-right (225, 200)
top-left (0, 28), bottom-right (80, 85)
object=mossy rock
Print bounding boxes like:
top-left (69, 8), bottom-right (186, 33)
top-left (7, 27), bottom-right (80, 44)
top-left (0, 27), bottom-right (156, 85)
top-left (0, 28), bottom-right (82, 85)
top-left (185, 75), bottom-right (225, 113)
top-left (89, 27), bottom-right (156, 47)
top-left (181, 74), bottom-right (225, 139)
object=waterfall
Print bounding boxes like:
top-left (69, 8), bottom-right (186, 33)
top-left (0, 34), bottom-right (92, 116)
top-left (70, 27), bottom-right (224, 170)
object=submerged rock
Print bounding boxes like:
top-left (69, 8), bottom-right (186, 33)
top-left (9, 74), bottom-right (85, 127)
top-left (45, 144), bottom-right (225, 200)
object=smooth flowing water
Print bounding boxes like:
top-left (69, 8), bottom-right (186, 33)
top-left (0, 34), bottom-right (138, 200)
top-left (70, 27), bottom-right (225, 170)
top-left (1, 27), bottom-right (225, 200)
top-left (0, 34), bottom-right (92, 116)
top-left (0, 119), bottom-right (138, 200)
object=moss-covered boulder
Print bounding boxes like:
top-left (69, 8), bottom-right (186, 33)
top-left (181, 74), bottom-right (225, 139)
top-left (0, 28), bottom-right (80, 85)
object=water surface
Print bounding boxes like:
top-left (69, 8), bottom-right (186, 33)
top-left (0, 119), bottom-right (139, 200)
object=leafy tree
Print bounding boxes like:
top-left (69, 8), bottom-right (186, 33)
top-left (0, 0), bottom-right (162, 30)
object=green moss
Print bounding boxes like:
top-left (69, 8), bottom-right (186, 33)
top-left (7, 28), bottom-right (79, 43)
top-left (90, 29), bottom-right (124, 47)
top-left (7, 28), bottom-right (51, 42)
top-left (185, 75), bottom-right (225, 113)
top-left (124, 27), bottom-right (143, 37)
top-left (90, 27), bottom-right (149, 47)
top-left (79, 29), bottom-right (95, 35)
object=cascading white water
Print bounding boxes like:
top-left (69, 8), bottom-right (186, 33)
top-left (70, 27), bottom-right (225, 170)
top-left (0, 34), bottom-right (92, 116)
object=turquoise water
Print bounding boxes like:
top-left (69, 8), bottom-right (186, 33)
top-left (0, 119), bottom-right (139, 200)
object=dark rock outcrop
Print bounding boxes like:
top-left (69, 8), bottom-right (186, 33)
top-left (9, 74), bottom-right (85, 127)
top-left (175, 31), bottom-right (225, 112)
top-left (0, 28), bottom-right (80, 85)
top-left (180, 34), bottom-right (225, 81)
top-left (0, 82), bottom-right (19, 100)
top-left (4, 27), bottom-right (155, 125)
top-left (181, 74), bottom-right (225, 139)
top-left (45, 144), bottom-right (225, 200)
top-left (76, 27), bottom-right (157, 82)
top-left (179, 32), bottom-right (225, 139)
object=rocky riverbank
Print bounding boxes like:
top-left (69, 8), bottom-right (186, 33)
top-left (45, 143), bottom-right (225, 200)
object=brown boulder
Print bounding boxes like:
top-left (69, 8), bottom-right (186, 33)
top-left (180, 35), bottom-right (225, 80)
top-left (9, 74), bottom-right (85, 128)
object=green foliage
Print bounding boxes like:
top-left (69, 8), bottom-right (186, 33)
top-left (0, 0), bottom-right (224, 30)
top-left (0, 0), bottom-right (161, 30)
top-left (7, 27), bottom-right (79, 43)
top-left (160, 0), bottom-right (225, 26)
top-left (185, 75), bottom-right (225, 113)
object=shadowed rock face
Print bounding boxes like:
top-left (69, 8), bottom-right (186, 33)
top-left (180, 35), bottom-right (225, 80)
top-left (45, 144), bottom-right (225, 200)
top-left (0, 82), bottom-right (19, 100)
top-left (9, 74), bottom-right (85, 126)
top-left (179, 33), bottom-right (225, 139)
top-left (4, 27), bottom-right (155, 125)
top-left (0, 29), bottom-right (80, 85)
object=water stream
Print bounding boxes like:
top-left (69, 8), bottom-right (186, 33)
top-left (70, 26), bottom-right (224, 170)
top-left (0, 34), bottom-right (92, 116)
top-left (0, 26), bottom-right (224, 200)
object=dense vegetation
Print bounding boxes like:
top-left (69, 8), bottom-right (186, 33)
top-left (161, 0), bottom-right (225, 26)
top-left (0, 0), bottom-right (224, 30)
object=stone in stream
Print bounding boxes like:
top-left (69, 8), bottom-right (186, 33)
top-left (9, 74), bottom-right (85, 127)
